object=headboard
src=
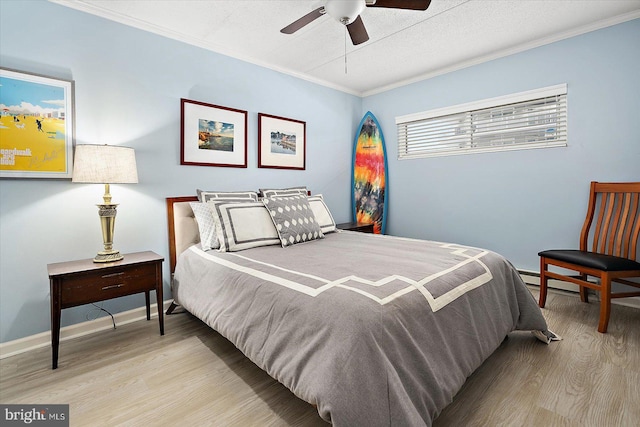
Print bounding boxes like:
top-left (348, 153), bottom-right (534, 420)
top-left (166, 196), bottom-right (199, 273)
top-left (167, 190), bottom-right (313, 273)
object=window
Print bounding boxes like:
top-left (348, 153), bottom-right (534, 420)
top-left (396, 84), bottom-right (567, 159)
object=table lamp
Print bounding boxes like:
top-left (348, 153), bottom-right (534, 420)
top-left (72, 144), bottom-right (138, 263)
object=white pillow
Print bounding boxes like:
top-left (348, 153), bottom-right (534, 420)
top-left (209, 201), bottom-right (280, 252)
top-left (307, 194), bottom-right (336, 234)
top-left (189, 202), bottom-right (219, 251)
top-left (190, 198), bottom-right (258, 251)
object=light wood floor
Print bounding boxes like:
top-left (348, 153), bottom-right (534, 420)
top-left (1, 287), bottom-right (638, 426)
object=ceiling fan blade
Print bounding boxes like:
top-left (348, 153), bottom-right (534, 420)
top-left (280, 7), bottom-right (325, 34)
top-left (367, 0), bottom-right (431, 11)
top-left (347, 15), bottom-right (369, 45)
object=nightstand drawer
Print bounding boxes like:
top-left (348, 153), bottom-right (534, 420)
top-left (60, 263), bottom-right (157, 307)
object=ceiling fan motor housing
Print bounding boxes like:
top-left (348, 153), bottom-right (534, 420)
top-left (324, 0), bottom-right (366, 25)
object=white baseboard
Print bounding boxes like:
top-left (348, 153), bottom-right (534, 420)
top-left (519, 271), bottom-right (640, 310)
top-left (0, 300), bottom-right (174, 360)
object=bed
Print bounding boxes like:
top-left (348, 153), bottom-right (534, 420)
top-left (166, 192), bottom-right (556, 426)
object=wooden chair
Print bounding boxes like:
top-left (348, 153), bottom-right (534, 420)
top-left (538, 181), bottom-right (640, 333)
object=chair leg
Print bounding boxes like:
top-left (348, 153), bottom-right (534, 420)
top-left (539, 257), bottom-right (548, 308)
top-left (579, 273), bottom-right (589, 303)
top-left (597, 275), bottom-right (612, 333)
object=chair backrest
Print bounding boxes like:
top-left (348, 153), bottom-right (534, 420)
top-left (580, 181), bottom-right (640, 260)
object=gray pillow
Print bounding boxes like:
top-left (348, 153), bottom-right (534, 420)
top-left (197, 189), bottom-right (258, 203)
top-left (259, 186), bottom-right (308, 198)
top-left (263, 195), bottom-right (323, 247)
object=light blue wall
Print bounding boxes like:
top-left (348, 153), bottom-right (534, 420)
top-left (363, 19), bottom-right (640, 272)
top-left (0, 0), bottom-right (361, 343)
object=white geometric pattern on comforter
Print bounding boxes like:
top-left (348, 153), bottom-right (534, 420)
top-left (187, 242), bottom-right (492, 312)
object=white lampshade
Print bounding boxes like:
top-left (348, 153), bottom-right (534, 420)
top-left (72, 144), bottom-right (138, 263)
top-left (72, 144), bottom-right (138, 184)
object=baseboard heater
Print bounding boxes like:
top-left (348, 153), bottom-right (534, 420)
top-left (518, 270), bottom-right (640, 310)
top-left (518, 269), bottom-right (576, 292)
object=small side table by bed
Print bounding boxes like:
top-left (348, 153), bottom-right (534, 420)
top-left (336, 222), bottom-right (375, 233)
top-left (47, 251), bottom-right (164, 369)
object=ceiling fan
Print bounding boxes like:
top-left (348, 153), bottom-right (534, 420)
top-left (280, 0), bottom-right (431, 45)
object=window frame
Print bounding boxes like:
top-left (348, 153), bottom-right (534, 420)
top-left (396, 84), bottom-right (568, 159)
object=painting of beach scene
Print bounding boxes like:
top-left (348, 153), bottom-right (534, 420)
top-left (258, 113), bottom-right (305, 170)
top-left (0, 68), bottom-right (74, 178)
top-left (270, 130), bottom-right (296, 155)
top-left (181, 98), bottom-right (247, 168)
top-left (198, 119), bottom-right (234, 152)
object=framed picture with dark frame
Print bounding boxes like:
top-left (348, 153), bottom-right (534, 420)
top-left (0, 68), bottom-right (75, 179)
top-left (180, 98), bottom-right (248, 168)
top-left (258, 113), bottom-right (306, 170)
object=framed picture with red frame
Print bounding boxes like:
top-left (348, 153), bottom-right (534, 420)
top-left (180, 98), bottom-right (247, 168)
top-left (258, 113), bottom-right (305, 170)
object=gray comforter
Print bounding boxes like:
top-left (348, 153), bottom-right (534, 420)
top-left (173, 231), bottom-right (550, 426)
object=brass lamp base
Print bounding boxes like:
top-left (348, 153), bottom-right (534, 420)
top-left (94, 250), bottom-right (123, 263)
top-left (94, 199), bottom-right (123, 263)
top-left (94, 251), bottom-right (123, 263)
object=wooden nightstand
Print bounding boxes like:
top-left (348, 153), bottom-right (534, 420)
top-left (336, 222), bottom-right (375, 233)
top-left (47, 251), bottom-right (164, 369)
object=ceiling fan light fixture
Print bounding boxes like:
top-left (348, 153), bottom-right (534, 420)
top-left (325, 0), bottom-right (366, 25)
top-left (280, 0), bottom-right (430, 44)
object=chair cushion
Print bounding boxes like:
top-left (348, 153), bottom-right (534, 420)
top-left (539, 249), bottom-right (640, 271)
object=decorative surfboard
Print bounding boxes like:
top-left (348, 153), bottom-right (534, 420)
top-left (352, 111), bottom-right (388, 234)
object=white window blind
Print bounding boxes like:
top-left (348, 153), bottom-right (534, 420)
top-left (396, 84), bottom-right (567, 159)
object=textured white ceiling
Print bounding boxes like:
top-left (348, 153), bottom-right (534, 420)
top-left (52, 0), bottom-right (640, 96)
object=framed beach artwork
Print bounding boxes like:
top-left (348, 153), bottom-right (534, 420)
top-left (258, 113), bottom-right (306, 170)
top-left (180, 98), bottom-right (248, 168)
top-left (0, 68), bottom-right (75, 179)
